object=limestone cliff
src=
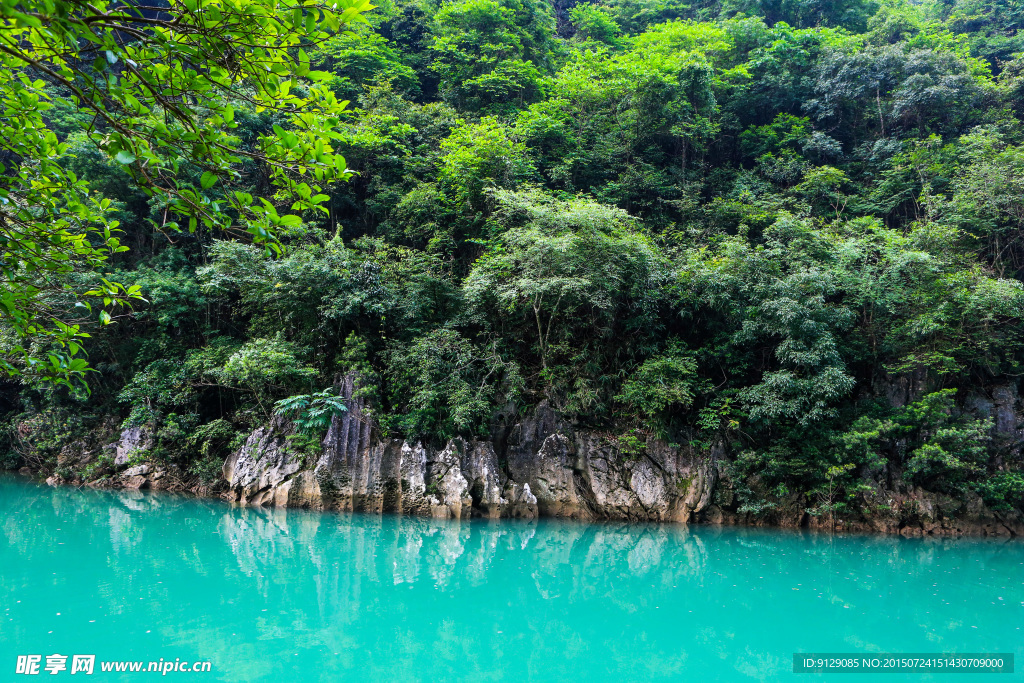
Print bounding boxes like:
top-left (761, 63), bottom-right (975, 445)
top-left (219, 378), bottom-right (717, 523)
top-left (48, 372), bottom-right (1024, 537)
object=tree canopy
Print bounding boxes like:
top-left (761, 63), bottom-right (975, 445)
top-left (0, 0), bottom-right (372, 386)
top-left (4, 0), bottom-right (1024, 517)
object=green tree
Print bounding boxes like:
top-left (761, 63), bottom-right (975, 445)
top-left (0, 0), bottom-right (373, 386)
top-left (463, 189), bottom-right (669, 413)
top-left (569, 4), bottom-right (622, 45)
top-left (429, 0), bottom-right (555, 113)
top-left (383, 328), bottom-right (522, 439)
top-left (615, 340), bottom-right (699, 420)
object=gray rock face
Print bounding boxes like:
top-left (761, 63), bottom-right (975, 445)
top-left (221, 378), bottom-right (716, 522)
top-left (64, 375), bottom-right (1021, 536)
top-left (503, 406), bottom-right (715, 522)
top-left (223, 420), bottom-right (305, 506)
top-left (114, 426), bottom-right (151, 466)
top-left (214, 379), bottom-right (1022, 535)
top-left (311, 371), bottom-right (390, 510)
top-left (965, 384), bottom-right (1024, 463)
top-left (121, 464), bottom-right (151, 478)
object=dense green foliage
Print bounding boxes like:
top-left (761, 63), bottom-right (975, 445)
top-left (4, 0), bottom-right (1024, 517)
top-left (0, 0), bottom-right (372, 386)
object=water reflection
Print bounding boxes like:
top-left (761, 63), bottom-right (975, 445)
top-left (1, 476), bottom-right (1021, 683)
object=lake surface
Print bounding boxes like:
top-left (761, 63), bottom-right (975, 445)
top-left (1, 475), bottom-right (1021, 681)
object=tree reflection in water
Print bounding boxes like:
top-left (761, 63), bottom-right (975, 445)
top-left (1, 476), bottom-right (1020, 682)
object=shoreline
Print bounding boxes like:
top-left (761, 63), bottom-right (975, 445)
top-left (17, 468), bottom-right (1023, 540)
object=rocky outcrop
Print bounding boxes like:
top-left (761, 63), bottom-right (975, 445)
top-left (216, 375), bottom-right (716, 522)
top-left (212, 399), bottom-right (1021, 532)
top-left (44, 376), bottom-right (1021, 536)
top-left (966, 384), bottom-right (1024, 463)
top-left (503, 405), bottom-right (715, 522)
top-left (114, 426), bottom-right (151, 466)
top-left (222, 419), bottom-right (307, 507)
top-left (698, 482), bottom-right (1024, 537)
top-left (226, 421), bottom-right (714, 522)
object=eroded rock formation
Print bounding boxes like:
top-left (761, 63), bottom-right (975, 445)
top-left (64, 374), bottom-right (1023, 536)
top-left (219, 374), bottom-right (716, 522)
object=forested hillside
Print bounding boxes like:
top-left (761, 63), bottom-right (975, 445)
top-left (5, 0), bottom-right (1024, 522)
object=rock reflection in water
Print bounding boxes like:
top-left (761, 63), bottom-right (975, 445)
top-left (1, 477), bottom-right (1021, 683)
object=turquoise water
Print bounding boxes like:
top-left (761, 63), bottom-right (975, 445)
top-left (1, 475), bottom-right (1022, 682)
